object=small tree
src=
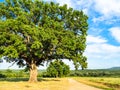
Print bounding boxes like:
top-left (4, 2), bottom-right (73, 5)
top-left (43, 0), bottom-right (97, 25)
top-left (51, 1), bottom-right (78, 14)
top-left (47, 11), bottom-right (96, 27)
top-left (47, 60), bottom-right (70, 77)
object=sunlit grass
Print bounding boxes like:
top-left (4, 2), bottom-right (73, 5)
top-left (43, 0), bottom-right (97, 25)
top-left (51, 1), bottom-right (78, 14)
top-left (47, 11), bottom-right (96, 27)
top-left (88, 77), bottom-right (120, 85)
top-left (0, 78), bottom-right (69, 90)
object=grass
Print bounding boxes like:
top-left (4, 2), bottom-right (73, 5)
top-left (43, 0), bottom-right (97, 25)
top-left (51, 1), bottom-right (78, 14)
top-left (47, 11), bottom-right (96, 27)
top-left (0, 77), bottom-right (120, 90)
top-left (73, 77), bottom-right (120, 90)
top-left (0, 78), bottom-right (70, 90)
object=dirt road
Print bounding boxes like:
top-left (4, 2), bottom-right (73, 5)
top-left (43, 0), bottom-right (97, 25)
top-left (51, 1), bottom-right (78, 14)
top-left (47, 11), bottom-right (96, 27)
top-left (68, 78), bottom-right (102, 90)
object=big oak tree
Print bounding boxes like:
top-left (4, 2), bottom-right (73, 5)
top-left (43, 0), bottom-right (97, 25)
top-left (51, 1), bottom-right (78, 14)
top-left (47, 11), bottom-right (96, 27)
top-left (0, 0), bottom-right (88, 82)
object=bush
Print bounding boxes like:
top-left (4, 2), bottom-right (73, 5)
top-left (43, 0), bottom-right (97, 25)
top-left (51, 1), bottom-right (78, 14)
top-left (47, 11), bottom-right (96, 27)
top-left (0, 73), bottom-right (6, 78)
top-left (15, 70), bottom-right (28, 77)
top-left (46, 60), bottom-right (70, 77)
top-left (0, 69), bottom-right (29, 78)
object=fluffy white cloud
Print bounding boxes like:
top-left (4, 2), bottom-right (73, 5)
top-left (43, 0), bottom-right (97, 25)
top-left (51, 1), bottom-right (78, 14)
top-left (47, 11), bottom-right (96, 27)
top-left (94, 0), bottom-right (120, 17)
top-left (74, 0), bottom-right (120, 23)
top-left (92, 0), bottom-right (120, 23)
top-left (86, 35), bottom-right (120, 56)
top-left (109, 27), bottom-right (120, 43)
top-left (85, 35), bottom-right (120, 68)
top-left (87, 35), bottom-right (107, 44)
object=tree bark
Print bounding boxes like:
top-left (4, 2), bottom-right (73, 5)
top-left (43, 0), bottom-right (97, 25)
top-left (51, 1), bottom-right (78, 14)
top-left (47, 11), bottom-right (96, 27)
top-left (29, 63), bottom-right (38, 82)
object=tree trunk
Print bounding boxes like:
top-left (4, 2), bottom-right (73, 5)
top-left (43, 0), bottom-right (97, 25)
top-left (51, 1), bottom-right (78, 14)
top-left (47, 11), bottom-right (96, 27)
top-left (29, 63), bottom-right (38, 82)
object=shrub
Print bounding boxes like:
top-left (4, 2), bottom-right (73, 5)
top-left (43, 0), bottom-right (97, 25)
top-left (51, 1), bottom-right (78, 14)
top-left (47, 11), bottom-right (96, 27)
top-left (0, 73), bottom-right (6, 78)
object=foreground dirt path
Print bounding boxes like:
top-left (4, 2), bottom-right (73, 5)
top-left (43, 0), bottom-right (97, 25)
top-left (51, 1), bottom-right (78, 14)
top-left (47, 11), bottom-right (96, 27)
top-left (0, 78), bottom-right (102, 90)
top-left (68, 78), bottom-right (102, 90)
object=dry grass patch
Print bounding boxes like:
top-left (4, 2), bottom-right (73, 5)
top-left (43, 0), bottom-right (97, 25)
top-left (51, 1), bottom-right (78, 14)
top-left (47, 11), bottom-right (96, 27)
top-left (0, 78), bottom-right (70, 90)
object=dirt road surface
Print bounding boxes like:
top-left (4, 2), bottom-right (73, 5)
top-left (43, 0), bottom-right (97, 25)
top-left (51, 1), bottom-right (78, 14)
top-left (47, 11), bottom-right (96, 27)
top-left (68, 78), bottom-right (102, 90)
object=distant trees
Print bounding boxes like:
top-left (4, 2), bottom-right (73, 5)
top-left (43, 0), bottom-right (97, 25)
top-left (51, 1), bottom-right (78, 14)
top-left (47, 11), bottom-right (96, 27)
top-left (0, 0), bottom-right (88, 82)
top-left (46, 60), bottom-right (70, 77)
top-left (0, 69), bottom-right (28, 78)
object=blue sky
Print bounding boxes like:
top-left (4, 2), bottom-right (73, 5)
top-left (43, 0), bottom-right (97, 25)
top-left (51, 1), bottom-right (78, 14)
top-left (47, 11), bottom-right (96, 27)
top-left (0, 0), bottom-right (120, 69)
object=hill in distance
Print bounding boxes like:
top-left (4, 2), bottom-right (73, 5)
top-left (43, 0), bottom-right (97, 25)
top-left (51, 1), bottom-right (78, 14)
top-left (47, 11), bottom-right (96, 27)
top-left (108, 67), bottom-right (120, 70)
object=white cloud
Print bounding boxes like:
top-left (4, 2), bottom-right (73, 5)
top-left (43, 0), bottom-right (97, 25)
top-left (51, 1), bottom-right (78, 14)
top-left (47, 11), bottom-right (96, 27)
top-left (87, 35), bottom-right (107, 44)
top-left (92, 0), bottom-right (120, 23)
top-left (94, 0), bottom-right (120, 17)
top-left (86, 43), bottom-right (120, 55)
top-left (109, 27), bottom-right (120, 43)
top-left (74, 0), bottom-right (120, 23)
top-left (86, 35), bottom-right (120, 56)
top-left (85, 35), bottom-right (120, 69)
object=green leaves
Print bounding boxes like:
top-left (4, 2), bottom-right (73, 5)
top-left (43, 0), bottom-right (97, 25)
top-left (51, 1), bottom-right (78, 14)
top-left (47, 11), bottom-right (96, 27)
top-left (0, 0), bottom-right (88, 70)
top-left (31, 41), bottom-right (43, 49)
top-left (3, 46), bottom-right (18, 58)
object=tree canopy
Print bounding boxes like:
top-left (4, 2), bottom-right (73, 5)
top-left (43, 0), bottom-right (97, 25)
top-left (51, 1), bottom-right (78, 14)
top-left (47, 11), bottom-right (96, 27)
top-left (0, 0), bottom-right (88, 82)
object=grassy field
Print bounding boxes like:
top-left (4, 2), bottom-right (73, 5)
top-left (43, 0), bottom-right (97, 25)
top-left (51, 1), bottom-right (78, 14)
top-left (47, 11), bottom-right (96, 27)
top-left (0, 78), bottom-right (70, 90)
top-left (0, 77), bottom-right (120, 90)
top-left (73, 77), bottom-right (120, 90)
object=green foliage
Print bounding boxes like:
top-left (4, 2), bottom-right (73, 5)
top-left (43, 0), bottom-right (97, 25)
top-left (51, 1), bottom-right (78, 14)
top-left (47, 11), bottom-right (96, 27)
top-left (0, 69), bottom-right (28, 78)
top-left (5, 69), bottom-right (13, 73)
top-left (46, 60), bottom-right (70, 77)
top-left (0, 69), bottom-right (120, 79)
top-left (0, 73), bottom-right (6, 78)
top-left (70, 69), bottom-right (120, 77)
top-left (0, 0), bottom-right (88, 80)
